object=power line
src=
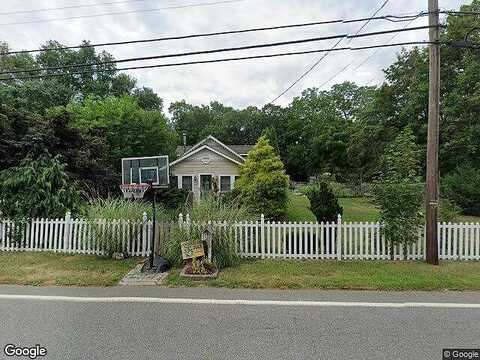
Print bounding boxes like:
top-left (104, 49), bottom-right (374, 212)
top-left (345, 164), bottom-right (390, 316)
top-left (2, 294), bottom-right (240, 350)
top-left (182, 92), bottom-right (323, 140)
top-left (319, 16), bottom-right (419, 89)
top-left (0, 0), bottom-right (150, 16)
top-left (0, 0), bottom-right (248, 26)
top-left (0, 25), bottom-right (438, 76)
top-left (0, 41), bottom-right (434, 82)
top-left (1, 13), bottom-right (428, 56)
top-left (268, 0), bottom-right (390, 104)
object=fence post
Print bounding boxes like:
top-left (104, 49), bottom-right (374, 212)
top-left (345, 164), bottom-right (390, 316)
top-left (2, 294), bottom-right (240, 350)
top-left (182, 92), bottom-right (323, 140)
top-left (64, 211), bottom-right (71, 253)
top-left (260, 214), bottom-right (265, 259)
top-left (336, 214), bottom-right (342, 260)
top-left (142, 212), bottom-right (148, 256)
top-left (178, 213), bottom-right (184, 228)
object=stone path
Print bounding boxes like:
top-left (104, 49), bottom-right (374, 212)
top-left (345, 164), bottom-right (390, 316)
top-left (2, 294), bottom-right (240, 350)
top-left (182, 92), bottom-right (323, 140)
top-left (119, 262), bottom-right (169, 286)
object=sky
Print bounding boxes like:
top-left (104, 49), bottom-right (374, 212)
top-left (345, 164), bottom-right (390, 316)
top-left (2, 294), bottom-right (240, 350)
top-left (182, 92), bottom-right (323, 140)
top-left (1, 0), bottom-right (467, 111)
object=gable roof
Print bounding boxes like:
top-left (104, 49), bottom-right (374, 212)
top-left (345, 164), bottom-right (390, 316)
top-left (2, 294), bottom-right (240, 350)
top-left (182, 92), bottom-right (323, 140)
top-left (175, 135), bottom-right (254, 161)
top-left (170, 144), bottom-right (243, 167)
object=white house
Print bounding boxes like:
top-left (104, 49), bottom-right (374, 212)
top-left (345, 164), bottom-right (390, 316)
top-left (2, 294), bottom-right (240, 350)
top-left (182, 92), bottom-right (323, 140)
top-left (170, 135), bottom-right (253, 202)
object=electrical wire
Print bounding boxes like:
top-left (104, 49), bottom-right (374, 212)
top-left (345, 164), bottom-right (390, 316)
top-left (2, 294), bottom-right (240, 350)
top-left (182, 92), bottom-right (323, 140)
top-left (0, 41), bottom-right (434, 82)
top-left (0, 0), bottom-right (248, 26)
top-left (268, 0), bottom-right (390, 104)
top-left (1, 13), bottom-right (429, 56)
top-left (0, 0), bottom-right (151, 16)
top-left (319, 16), bottom-right (419, 89)
top-left (0, 25), bottom-right (438, 76)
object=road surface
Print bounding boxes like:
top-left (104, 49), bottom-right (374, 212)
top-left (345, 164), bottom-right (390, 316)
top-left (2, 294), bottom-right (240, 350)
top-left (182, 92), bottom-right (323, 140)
top-left (0, 286), bottom-right (479, 360)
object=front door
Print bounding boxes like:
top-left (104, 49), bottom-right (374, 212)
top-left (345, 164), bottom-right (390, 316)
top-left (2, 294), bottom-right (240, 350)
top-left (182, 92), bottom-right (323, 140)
top-left (200, 175), bottom-right (212, 197)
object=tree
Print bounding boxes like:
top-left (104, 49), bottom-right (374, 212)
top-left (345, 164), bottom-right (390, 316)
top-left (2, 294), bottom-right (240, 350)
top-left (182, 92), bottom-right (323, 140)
top-left (306, 181), bottom-right (343, 223)
top-left (0, 154), bottom-right (80, 219)
top-left (68, 95), bottom-right (177, 191)
top-left (235, 136), bottom-right (290, 219)
top-left (372, 127), bottom-right (423, 259)
top-left (443, 166), bottom-right (480, 216)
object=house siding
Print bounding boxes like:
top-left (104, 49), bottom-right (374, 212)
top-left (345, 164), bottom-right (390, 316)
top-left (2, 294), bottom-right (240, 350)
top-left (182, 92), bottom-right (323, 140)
top-left (170, 148), bottom-right (241, 200)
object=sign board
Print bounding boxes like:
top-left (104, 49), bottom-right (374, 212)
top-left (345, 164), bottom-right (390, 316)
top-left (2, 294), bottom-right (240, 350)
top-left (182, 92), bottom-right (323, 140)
top-left (181, 242), bottom-right (205, 260)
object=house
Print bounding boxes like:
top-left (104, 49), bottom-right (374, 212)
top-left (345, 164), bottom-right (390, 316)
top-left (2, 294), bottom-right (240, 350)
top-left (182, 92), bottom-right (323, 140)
top-left (169, 135), bottom-right (253, 201)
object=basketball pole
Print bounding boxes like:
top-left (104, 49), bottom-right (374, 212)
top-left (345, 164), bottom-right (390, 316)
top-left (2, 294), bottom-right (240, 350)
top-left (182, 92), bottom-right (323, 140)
top-left (149, 185), bottom-right (157, 269)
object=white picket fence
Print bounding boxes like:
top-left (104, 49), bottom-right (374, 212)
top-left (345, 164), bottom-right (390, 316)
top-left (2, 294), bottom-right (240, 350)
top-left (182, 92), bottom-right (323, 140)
top-left (231, 216), bottom-right (480, 261)
top-left (1, 213), bottom-right (479, 261)
top-left (0, 212), bottom-right (154, 257)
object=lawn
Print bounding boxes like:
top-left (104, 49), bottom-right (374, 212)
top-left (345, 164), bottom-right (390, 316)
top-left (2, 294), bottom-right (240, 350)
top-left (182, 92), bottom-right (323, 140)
top-left (165, 259), bottom-right (480, 291)
top-left (286, 193), bottom-right (380, 222)
top-left (286, 192), bottom-right (479, 223)
top-left (0, 252), bottom-right (137, 286)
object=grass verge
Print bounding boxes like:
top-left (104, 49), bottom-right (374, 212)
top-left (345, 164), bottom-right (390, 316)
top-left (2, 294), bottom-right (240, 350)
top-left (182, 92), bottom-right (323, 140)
top-left (0, 252), bottom-right (137, 286)
top-left (165, 259), bottom-right (480, 291)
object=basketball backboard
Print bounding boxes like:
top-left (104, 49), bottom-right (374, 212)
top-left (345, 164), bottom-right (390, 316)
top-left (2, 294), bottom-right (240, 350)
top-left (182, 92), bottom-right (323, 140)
top-left (121, 156), bottom-right (169, 188)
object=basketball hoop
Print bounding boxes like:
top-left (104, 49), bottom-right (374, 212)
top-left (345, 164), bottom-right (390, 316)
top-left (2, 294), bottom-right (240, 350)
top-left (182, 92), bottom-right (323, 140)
top-left (120, 183), bottom-right (150, 199)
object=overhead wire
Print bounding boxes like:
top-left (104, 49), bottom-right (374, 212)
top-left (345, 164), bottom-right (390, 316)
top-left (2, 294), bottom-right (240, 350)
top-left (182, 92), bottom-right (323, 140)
top-left (0, 25), bottom-right (439, 76)
top-left (268, 0), bottom-right (390, 104)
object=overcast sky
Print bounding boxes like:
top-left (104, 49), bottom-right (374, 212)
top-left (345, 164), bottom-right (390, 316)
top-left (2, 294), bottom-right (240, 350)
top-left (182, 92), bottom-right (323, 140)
top-left (1, 0), bottom-right (466, 111)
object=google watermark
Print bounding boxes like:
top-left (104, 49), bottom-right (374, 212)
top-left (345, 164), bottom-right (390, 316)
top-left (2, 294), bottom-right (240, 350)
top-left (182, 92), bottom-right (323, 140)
top-left (443, 349), bottom-right (480, 360)
top-left (4, 344), bottom-right (47, 359)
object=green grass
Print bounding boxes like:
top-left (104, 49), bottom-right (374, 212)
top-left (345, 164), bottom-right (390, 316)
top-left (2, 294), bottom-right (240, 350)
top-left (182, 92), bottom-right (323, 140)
top-left (165, 259), bottom-right (480, 291)
top-left (286, 193), bottom-right (480, 223)
top-left (0, 252), bottom-right (137, 286)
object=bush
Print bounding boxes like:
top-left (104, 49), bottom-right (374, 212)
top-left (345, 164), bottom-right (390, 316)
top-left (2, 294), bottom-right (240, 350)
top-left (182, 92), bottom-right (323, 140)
top-left (235, 135), bottom-right (290, 220)
top-left (439, 198), bottom-right (461, 223)
top-left (146, 187), bottom-right (189, 210)
top-left (443, 167), bottom-right (480, 216)
top-left (306, 182), bottom-right (343, 222)
top-left (0, 154), bottom-right (80, 219)
top-left (165, 195), bottom-right (253, 269)
top-left (372, 127), bottom-right (423, 259)
top-left (82, 197), bottom-right (172, 258)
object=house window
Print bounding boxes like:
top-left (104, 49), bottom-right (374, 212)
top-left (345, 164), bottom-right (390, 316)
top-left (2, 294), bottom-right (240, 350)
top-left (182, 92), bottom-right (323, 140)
top-left (182, 176), bottom-right (193, 191)
top-left (220, 176), bottom-right (231, 192)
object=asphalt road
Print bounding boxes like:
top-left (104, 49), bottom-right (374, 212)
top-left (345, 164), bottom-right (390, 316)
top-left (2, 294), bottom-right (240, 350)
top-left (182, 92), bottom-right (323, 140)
top-left (0, 286), bottom-right (479, 360)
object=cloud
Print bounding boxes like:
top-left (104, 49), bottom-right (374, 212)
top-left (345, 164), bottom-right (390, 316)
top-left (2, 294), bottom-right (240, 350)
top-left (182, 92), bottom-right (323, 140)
top-left (1, 0), bottom-right (467, 111)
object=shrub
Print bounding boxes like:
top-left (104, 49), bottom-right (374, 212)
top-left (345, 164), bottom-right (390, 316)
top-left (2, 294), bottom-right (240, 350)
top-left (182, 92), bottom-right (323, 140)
top-left (306, 181), bottom-right (343, 222)
top-left (82, 197), bottom-right (171, 258)
top-left (372, 127), bottom-right (423, 259)
top-left (166, 195), bottom-right (253, 269)
top-left (443, 167), bottom-right (480, 216)
top-left (235, 135), bottom-right (290, 220)
top-left (0, 154), bottom-right (80, 219)
top-left (439, 198), bottom-right (461, 223)
top-left (149, 188), bottom-right (189, 210)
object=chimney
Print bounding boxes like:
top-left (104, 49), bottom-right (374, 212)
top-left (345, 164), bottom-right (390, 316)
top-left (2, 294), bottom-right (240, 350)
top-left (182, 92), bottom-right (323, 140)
top-left (183, 132), bottom-right (187, 154)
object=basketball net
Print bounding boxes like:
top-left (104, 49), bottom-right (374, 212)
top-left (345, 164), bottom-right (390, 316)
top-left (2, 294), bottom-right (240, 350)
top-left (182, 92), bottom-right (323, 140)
top-left (120, 184), bottom-right (151, 199)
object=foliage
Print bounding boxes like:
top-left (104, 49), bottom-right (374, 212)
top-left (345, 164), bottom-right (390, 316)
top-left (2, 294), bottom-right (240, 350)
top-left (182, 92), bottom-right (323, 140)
top-left (442, 166), bottom-right (480, 216)
top-left (235, 136), bottom-right (290, 219)
top-left (166, 196), bottom-right (253, 269)
top-left (439, 198), bottom-right (461, 223)
top-left (155, 188), bottom-right (189, 210)
top-left (372, 128), bottom-right (423, 259)
top-left (306, 182), bottom-right (343, 223)
top-left (0, 154), bottom-right (80, 219)
top-left (190, 257), bottom-right (215, 275)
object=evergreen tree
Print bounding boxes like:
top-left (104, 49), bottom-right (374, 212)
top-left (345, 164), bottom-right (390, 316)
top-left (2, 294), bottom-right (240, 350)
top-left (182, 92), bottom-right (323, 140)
top-left (235, 136), bottom-right (290, 219)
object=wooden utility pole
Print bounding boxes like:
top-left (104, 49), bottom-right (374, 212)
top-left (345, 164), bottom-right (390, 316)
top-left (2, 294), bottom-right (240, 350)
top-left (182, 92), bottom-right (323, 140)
top-left (426, 0), bottom-right (440, 265)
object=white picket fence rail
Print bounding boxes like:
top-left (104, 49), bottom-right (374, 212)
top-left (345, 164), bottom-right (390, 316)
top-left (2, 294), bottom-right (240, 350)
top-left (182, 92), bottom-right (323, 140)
top-left (1, 213), bottom-right (479, 261)
top-left (0, 212), bottom-right (154, 257)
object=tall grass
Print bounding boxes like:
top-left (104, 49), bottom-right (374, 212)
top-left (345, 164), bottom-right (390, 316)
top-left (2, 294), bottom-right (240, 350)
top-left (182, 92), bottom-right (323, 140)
top-left (81, 197), bottom-right (171, 220)
top-left (166, 195), bottom-right (254, 269)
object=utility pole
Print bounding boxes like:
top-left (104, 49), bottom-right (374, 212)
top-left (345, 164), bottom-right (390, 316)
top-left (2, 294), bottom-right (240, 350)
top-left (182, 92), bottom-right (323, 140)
top-left (426, 0), bottom-right (440, 265)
